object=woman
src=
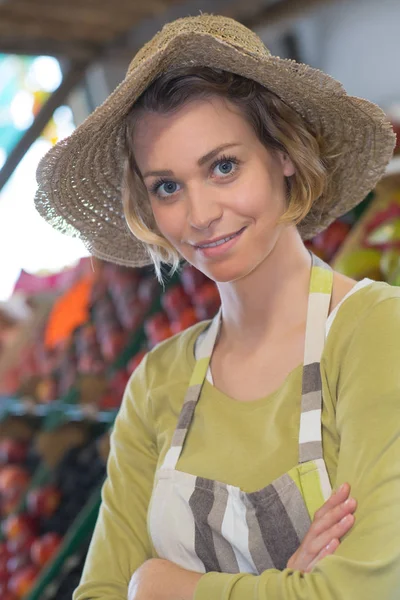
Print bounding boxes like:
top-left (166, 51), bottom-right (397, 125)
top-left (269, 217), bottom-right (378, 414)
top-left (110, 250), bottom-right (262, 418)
top-left (35, 14), bottom-right (400, 600)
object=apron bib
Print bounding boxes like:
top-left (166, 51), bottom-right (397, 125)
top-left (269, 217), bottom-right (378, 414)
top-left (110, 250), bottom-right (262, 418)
top-left (148, 252), bottom-right (333, 574)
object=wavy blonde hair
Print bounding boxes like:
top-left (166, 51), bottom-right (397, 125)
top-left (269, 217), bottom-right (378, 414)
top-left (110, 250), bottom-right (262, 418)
top-left (122, 67), bottom-right (338, 281)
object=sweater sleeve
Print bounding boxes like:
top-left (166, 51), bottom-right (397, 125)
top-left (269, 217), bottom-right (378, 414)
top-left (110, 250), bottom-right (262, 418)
top-left (194, 297), bottom-right (400, 600)
top-left (73, 354), bottom-right (158, 600)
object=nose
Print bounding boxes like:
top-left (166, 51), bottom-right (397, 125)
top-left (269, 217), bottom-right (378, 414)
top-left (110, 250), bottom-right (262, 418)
top-left (187, 186), bottom-right (223, 231)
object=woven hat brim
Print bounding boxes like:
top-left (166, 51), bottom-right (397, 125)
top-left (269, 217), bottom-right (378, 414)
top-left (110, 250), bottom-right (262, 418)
top-left (35, 31), bottom-right (396, 268)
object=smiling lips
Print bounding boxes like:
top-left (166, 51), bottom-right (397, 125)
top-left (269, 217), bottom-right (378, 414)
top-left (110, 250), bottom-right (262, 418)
top-left (190, 226), bottom-right (246, 258)
top-left (193, 227), bottom-right (246, 249)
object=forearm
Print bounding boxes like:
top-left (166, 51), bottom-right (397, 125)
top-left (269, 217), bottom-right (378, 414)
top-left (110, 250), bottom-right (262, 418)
top-left (194, 552), bottom-right (400, 600)
top-left (127, 559), bottom-right (203, 600)
top-left (177, 568), bottom-right (203, 600)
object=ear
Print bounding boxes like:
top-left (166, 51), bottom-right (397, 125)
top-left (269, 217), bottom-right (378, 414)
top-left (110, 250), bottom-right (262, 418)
top-left (279, 152), bottom-right (296, 177)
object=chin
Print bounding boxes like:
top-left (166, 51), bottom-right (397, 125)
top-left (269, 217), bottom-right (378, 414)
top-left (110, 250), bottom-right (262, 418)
top-left (195, 258), bottom-right (256, 284)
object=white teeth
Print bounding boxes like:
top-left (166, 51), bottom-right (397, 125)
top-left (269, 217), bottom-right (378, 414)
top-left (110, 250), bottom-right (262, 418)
top-left (198, 231), bottom-right (238, 249)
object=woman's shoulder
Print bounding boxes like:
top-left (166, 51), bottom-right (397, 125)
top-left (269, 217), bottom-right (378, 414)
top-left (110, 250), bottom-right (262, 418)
top-left (334, 278), bottom-right (400, 324)
top-left (143, 319), bottom-right (211, 389)
top-left (324, 278), bottom-right (400, 366)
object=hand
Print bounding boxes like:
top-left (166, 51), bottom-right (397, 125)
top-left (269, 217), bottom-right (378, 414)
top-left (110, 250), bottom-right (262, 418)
top-left (128, 558), bottom-right (203, 600)
top-left (287, 482), bottom-right (357, 573)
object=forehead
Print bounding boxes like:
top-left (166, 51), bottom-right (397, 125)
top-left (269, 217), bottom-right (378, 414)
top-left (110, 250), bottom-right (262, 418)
top-left (132, 97), bottom-right (253, 169)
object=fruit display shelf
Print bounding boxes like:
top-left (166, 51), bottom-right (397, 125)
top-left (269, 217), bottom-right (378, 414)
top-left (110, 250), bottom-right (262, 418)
top-left (25, 482), bottom-right (103, 600)
top-left (0, 415), bottom-right (111, 599)
top-left (2, 264), bottom-right (163, 410)
top-left (0, 267), bottom-right (169, 430)
top-left (0, 397), bottom-right (117, 426)
top-left (0, 323), bottom-right (120, 598)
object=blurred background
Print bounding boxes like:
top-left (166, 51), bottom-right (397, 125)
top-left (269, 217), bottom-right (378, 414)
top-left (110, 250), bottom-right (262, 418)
top-left (0, 0), bottom-right (399, 598)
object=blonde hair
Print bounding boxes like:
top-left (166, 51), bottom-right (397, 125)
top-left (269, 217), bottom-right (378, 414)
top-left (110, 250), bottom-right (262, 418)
top-left (122, 67), bottom-right (338, 281)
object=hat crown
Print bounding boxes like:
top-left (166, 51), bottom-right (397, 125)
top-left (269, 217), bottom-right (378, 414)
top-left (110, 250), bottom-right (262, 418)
top-left (127, 14), bottom-right (270, 76)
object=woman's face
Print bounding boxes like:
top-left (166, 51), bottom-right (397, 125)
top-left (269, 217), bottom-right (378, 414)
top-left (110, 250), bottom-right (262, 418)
top-left (132, 96), bottom-right (295, 283)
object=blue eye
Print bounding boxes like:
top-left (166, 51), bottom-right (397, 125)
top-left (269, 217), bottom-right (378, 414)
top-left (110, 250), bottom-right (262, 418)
top-left (151, 180), bottom-right (180, 198)
top-left (211, 156), bottom-right (239, 178)
top-left (216, 161), bottom-right (233, 175)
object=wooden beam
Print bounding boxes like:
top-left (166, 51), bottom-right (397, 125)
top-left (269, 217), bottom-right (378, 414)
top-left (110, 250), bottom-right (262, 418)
top-left (0, 15), bottom-right (122, 43)
top-left (0, 36), bottom-right (99, 60)
top-left (0, 61), bottom-right (89, 193)
top-left (1, 0), bottom-right (175, 22)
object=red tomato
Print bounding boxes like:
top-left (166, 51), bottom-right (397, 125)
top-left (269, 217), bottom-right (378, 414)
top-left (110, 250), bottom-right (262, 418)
top-left (170, 307), bottom-right (199, 334)
top-left (26, 485), bottom-right (61, 519)
top-left (8, 564), bottom-right (39, 598)
top-left (30, 532), bottom-right (62, 567)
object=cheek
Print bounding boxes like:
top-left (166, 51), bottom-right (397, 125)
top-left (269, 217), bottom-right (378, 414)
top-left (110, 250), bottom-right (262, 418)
top-left (232, 166), bottom-right (279, 215)
top-left (231, 181), bottom-right (280, 223)
top-left (150, 201), bottom-right (185, 244)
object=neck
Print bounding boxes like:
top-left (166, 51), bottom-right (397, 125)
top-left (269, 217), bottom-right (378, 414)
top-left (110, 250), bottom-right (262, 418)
top-left (216, 228), bottom-right (312, 348)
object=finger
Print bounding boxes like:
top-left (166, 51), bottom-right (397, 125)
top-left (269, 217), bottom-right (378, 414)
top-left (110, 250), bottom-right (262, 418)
top-left (305, 538), bottom-right (340, 573)
top-left (313, 483), bottom-right (351, 521)
top-left (300, 499), bottom-right (356, 564)
top-left (307, 513), bottom-right (355, 559)
top-left (311, 497), bottom-right (357, 537)
top-left (292, 513), bottom-right (354, 571)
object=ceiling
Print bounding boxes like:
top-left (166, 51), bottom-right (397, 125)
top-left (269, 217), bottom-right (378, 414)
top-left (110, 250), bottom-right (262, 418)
top-left (0, 0), bottom-right (329, 61)
top-left (0, 0), bottom-right (189, 60)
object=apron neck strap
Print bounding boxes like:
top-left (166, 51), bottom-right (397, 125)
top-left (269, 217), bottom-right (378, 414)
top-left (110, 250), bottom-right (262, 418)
top-left (164, 251), bottom-right (333, 471)
top-left (299, 252), bottom-right (333, 463)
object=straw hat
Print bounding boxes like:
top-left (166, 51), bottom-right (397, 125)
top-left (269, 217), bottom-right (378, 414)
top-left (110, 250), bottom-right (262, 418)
top-left (34, 14), bottom-right (396, 268)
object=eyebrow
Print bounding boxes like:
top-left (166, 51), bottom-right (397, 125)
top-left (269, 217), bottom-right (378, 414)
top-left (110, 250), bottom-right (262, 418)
top-left (142, 143), bottom-right (242, 179)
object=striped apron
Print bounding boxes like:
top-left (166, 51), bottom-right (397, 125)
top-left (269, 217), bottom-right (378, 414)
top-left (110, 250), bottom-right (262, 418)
top-left (148, 252), bottom-right (333, 574)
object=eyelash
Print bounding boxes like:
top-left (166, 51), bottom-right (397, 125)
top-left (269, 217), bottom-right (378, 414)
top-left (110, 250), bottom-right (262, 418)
top-left (149, 177), bottom-right (174, 197)
top-left (149, 154), bottom-right (241, 198)
top-left (210, 154), bottom-right (240, 175)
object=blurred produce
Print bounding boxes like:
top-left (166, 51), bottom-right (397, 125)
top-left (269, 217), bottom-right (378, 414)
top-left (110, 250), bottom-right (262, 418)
top-left (307, 220), bottom-right (352, 263)
top-left (0, 418), bottom-right (38, 445)
top-left (34, 423), bottom-right (90, 470)
top-left (44, 275), bottom-right (94, 352)
top-left (0, 296), bottom-right (32, 364)
top-left (0, 297), bottom-right (54, 398)
top-left (0, 422), bottom-right (108, 598)
top-left (38, 436), bottom-right (107, 538)
top-left (1, 263), bottom-right (155, 407)
top-left (333, 174), bottom-right (400, 283)
top-left (40, 537), bottom-right (91, 600)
